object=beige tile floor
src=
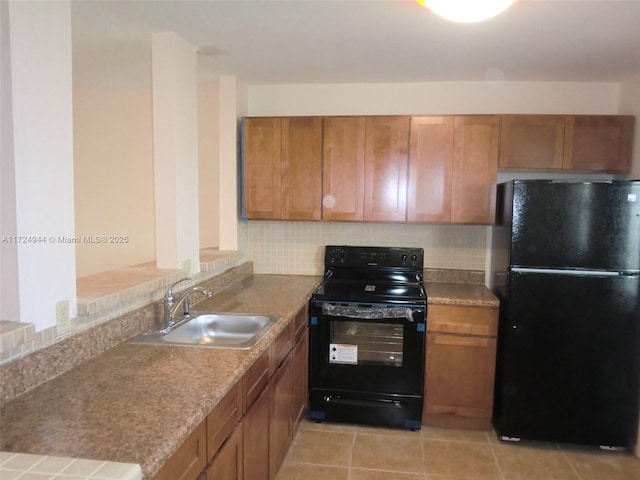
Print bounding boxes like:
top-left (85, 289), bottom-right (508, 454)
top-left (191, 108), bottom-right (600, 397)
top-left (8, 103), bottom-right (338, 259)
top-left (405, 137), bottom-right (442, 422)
top-left (276, 419), bottom-right (640, 480)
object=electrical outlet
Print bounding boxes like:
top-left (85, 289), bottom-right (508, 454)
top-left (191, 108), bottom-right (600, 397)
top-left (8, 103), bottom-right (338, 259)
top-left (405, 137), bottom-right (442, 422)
top-left (181, 259), bottom-right (191, 274)
top-left (56, 300), bottom-right (71, 334)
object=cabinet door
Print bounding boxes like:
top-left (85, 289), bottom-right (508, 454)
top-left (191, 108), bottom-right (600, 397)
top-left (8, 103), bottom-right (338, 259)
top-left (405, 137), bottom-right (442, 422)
top-left (364, 116), bottom-right (410, 222)
top-left (205, 424), bottom-right (243, 480)
top-left (424, 334), bottom-right (497, 420)
top-left (242, 384), bottom-right (270, 480)
top-left (281, 117), bottom-right (323, 220)
top-left (153, 421), bottom-right (207, 480)
top-left (407, 116), bottom-right (454, 223)
top-left (242, 118), bottom-right (282, 219)
top-left (499, 115), bottom-right (566, 170)
top-left (564, 115), bottom-right (634, 172)
top-left (291, 328), bottom-right (309, 430)
top-left (269, 356), bottom-right (292, 479)
top-left (322, 116), bottom-right (366, 221)
top-left (451, 116), bottom-right (499, 224)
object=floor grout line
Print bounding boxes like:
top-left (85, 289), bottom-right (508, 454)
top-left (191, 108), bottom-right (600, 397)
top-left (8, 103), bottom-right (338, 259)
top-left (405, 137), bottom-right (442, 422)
top-left (282, 419), bottom-right (640, 480)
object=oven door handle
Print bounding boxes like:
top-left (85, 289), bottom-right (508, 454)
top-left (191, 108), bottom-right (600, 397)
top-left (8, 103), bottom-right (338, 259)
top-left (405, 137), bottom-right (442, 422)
top-left (321, 303), bottom-right (415, 322)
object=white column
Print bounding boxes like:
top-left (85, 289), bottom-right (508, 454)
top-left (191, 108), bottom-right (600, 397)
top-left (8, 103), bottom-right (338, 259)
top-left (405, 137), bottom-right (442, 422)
top-left (152, 32), bottom-right (200, 273)
top-left (218, 76), bottom-right (241, 250)
top-left (1, 1), bottom-right (76, 331)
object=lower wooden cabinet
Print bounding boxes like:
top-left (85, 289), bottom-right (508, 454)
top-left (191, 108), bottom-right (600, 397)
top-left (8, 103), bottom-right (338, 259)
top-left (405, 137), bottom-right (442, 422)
top-left (155, 306), bottom-right (308, 480)
top-left (269, 355), bottom-right (292, 479)
top-left (203, 424), bottom-right (243, 480)
top-left (423, 304), bottom-right (499, 430)
top-left (242, 383), bottom-right (271, 480)
top-left (154, 421), bottom-right (207, 480)
top-left (291, 328), bottom-right (309, 429)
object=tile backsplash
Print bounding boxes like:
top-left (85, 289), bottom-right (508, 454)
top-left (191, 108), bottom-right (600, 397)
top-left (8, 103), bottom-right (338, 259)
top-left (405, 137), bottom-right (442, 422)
top-left (245, 220), bottom-right (488, 275)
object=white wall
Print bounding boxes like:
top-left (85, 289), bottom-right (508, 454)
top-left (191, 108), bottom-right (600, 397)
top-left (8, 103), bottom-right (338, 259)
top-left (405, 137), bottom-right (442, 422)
top-left (619, 74), bottom-right (640, 178)
top-left (198, 82), bottom-right (220, 249)
top-left (0, 0), bottom-right (19, 320)
top-left (73, 88), bottom-right (155, 277)
top-left (2, 1), bottom-right (76, 330)
top-left (248, 81), bottom-right (620, 116)
top-left (152, 32), bottom-right (200, 273)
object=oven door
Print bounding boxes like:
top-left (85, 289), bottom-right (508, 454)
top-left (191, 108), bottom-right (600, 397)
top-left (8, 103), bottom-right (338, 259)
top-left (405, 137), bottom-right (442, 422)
top-left (309, 300), bottom-right (426, 396)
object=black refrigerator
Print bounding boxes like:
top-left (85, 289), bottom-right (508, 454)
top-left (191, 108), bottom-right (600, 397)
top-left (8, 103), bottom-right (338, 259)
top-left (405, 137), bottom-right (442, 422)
top-left (492, 180), bottom-right (640, 448)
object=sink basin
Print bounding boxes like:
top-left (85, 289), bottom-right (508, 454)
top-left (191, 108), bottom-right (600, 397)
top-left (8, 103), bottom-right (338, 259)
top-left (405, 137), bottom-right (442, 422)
top-left (131, 312), bottom-right (280, 349)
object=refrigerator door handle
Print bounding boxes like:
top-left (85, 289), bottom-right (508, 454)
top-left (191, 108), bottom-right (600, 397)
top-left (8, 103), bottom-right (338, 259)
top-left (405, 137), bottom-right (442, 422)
top-left (510, 267), bottom-right (631, 277)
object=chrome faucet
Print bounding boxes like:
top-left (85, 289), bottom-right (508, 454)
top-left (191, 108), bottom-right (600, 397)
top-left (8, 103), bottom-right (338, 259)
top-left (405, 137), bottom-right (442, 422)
top-left (162, 277), bottom-right (213, 332)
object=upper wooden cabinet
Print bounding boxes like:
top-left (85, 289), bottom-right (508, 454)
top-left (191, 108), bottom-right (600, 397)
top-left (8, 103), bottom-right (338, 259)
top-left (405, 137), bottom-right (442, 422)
top-left (500, 115), bottom-right (565, 170)
top-left (500, 115), bottom-right (634, 173)
top-left (406, 116), bottom-right (499, 225)
top-left (322, 116), bottom-right (410, 222)
top-left (322, 116), bottom-right (366, 221)
top-left (564, 115), bottom-right (634, 172)
top-left (407, 116), bottom-right (454, 223)
top-left (451, 116), bottom-right (500, 224)
top-left (243, 117), bottom-right (322, 220)
top-left (364, 116), bottom-right (411, 222)
top-left (243, 118), bottom-right (282, 219)
top-left (243, 113), bottom-right (634, 224)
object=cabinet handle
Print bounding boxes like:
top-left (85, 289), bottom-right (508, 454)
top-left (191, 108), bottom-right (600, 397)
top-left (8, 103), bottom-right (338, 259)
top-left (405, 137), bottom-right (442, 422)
top-left (432, 334), bottom-right (491, 347)
top-left (432, 322), bottom-right (490, 336)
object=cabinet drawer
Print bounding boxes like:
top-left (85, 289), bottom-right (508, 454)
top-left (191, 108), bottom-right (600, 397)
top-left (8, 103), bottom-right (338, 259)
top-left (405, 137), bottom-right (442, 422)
top-left (428, 304), bottom-right (498, 337)
top-left (270, 323), bottom-right (292, 375)
top-left (242, 348), bottom-right (270, 414)
top-left (207, 382), bottom-right (241, 462)
top-left (153, 420), bottom-right (207, 480)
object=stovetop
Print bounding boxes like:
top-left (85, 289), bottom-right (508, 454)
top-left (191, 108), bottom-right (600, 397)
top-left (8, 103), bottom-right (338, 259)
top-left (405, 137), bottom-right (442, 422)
top-left (312, 279), bottom-right (426, 305)
top-left (312, 246), bottom-right (427, 305)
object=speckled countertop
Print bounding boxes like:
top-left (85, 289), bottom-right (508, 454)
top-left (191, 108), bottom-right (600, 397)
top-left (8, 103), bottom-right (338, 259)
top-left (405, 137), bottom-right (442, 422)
top-left (0, 274), bottom-right (320, 480)
top-left (0, 273), bottom-right (497, 480)
top-left (426, 282), bottom-right (499, 308)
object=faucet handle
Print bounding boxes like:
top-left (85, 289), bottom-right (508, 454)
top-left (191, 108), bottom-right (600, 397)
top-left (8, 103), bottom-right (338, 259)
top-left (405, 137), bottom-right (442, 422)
top-left (165, 277), bottom-right (191, 301)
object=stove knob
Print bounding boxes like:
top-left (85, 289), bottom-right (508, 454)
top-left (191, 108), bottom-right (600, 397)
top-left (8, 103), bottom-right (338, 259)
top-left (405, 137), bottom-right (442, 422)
top-left (401, 253), bottom-right (408, 264)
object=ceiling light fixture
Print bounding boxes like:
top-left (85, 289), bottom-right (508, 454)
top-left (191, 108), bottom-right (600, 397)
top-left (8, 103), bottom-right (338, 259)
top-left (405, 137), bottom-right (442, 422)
top-left (416, 0), bottom-right (517, 23)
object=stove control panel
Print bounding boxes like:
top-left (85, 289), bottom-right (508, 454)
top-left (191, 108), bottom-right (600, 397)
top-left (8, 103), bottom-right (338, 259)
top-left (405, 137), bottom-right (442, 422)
top-left (325, 246), bottom-right (424, 268)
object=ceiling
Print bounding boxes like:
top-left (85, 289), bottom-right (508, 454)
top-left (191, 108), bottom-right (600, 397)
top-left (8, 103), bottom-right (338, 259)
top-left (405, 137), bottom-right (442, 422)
top-left (71, 0), bottom-right (640, 89)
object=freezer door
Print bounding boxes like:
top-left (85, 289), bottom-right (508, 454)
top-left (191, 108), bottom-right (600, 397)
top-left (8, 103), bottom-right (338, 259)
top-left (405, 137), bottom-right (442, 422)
top-left (494, 271), bottom-right (640, 447)
top-left (509, 181), bottom-right (640, 271)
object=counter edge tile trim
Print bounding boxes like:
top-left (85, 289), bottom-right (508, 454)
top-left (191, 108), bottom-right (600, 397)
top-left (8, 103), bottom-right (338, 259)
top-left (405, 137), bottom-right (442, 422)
top-left (0, 452), bottom-right (142, 480)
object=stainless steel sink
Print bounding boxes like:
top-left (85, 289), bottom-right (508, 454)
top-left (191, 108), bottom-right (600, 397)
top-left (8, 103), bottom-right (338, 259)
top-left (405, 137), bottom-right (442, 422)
top-left (131, 312), bottom-right (280, 349)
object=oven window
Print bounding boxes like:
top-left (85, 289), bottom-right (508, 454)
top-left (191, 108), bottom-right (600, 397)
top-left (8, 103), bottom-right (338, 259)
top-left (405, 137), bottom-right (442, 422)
top-left (330, 319), bottom-right (404, 366)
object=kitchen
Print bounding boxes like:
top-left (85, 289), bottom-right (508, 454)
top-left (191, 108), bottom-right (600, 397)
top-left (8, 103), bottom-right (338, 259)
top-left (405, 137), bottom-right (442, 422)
top-left (2, 1), bottom-right (640, 479)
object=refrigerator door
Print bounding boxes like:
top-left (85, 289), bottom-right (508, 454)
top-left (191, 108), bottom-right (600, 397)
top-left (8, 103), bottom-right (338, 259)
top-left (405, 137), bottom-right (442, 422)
top-left (509, 181), bottom-right (640, 272)
top-left (494, 270), bottom-right (640, 447)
